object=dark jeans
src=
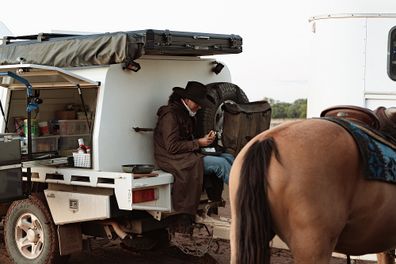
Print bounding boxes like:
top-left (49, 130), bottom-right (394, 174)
top-left (203, 153), bottom-right (234, 185)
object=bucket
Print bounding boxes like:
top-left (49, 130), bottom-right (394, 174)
top-left (24, 119), bottom-right (39, 137)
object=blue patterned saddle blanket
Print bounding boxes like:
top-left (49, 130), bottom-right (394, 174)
top-left (325, 117), bottom-right (396, 183)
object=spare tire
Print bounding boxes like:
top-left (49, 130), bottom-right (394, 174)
top-left (196, 82), bottom-right (249, 138)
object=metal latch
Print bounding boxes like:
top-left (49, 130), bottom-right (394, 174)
top-left (229, 34), bottom-right (238, 48)
top-left (162, 30), bottom-right (172, 46)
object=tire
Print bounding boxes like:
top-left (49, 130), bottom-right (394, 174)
top-left (4, 195), bottom-right (68, 264)
top-left (197, 82), bottom-right (249, 137)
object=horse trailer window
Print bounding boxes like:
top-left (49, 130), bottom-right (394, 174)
top-left (388, 26), bottom-right (396, 81)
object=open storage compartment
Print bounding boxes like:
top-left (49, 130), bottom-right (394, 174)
top-left (7, 88), bottom-right (97, 166)
top-left (0, 64), bottom-right (99, 168)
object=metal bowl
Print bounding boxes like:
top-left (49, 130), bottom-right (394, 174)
top-left (122, 164), bottom-right (155, 174)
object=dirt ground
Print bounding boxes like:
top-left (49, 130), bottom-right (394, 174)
top-left (0, 189), bottom-right (376, 264)
top-left (0, 236), bottom-right (376, 264)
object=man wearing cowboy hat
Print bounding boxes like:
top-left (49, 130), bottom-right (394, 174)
top-left (154, 81), bottom-right (233, 220)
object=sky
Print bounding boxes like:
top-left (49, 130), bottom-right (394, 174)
top-left (0, 0), bottom-right (395, 102)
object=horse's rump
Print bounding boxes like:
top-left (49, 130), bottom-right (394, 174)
top-left (231, 118), bottom-right (396, 264)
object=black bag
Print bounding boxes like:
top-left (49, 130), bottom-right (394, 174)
top-left (222, 101), bottom-right (271, 156)
top-left (143, 29), bottom-right (242, 56)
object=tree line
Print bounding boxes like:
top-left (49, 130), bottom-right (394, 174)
top-left (265, 98), bottom-right (307, 119)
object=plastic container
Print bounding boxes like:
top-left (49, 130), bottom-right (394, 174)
top-left (58, 120), bottom-right (90, 135)
top-left (55, 110), bottom-right (76, 120)
top-left (29, 136), bottom-right (59, 153)
top-left (77, 112), bottom-right (93, 120)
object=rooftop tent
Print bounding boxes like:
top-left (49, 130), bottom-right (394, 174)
top-left (0, 30), bottom-right (242, 68)
top-left (0, 32), bottom-right (144, 68)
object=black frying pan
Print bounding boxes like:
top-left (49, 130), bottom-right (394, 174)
top-left (122, 164), bottom-right (155, 174)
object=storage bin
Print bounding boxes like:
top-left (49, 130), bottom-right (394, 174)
top-left (58, 120), bottom-right (90, 135)
top-left (30, 136), bottom-right (59, 153)
top-left (73, 153), bottom-right (91, 168)
top-left (55, 110), bottom-right (76, 120)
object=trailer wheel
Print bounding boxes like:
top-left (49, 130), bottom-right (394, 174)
top-left (197, 82), bottom-right (249, 137)
top-left (4, 195), bottom-right (67, 264)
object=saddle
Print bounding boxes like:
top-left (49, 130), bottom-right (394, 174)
top-left (320, 105), bottom-right (380, 129)
top-left (321, 106), bottom-right (396, 183)
top-left (320, 105), bottom-right (396, 142)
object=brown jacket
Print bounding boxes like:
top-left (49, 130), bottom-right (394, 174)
top-left (154, 101), bottom-right (204, 215)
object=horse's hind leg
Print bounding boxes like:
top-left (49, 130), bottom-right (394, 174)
top-left (286, 227), bottom-right (338, 264)
top-left (290, 242), bottom-right (333, 263)
top-left (289, 239), bottom-right (334, 264)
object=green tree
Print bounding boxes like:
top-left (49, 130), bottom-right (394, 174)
top-left (287, 99), bottom-right (307, 118)
top-left (272, 102), bottom-right (291, 118)
top-left (267, 98), bottom-right (307, 118)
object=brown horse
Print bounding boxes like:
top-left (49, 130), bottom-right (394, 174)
top-left (229, 118), bottom-right (396, 264)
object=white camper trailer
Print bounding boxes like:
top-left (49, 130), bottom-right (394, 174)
top-left (0, 29), bottom-right (273, 263)
top-left (308, 13), bottom-right (396, 117)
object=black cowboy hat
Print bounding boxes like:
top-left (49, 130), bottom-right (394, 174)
top-left (173, 81), bottom-right (214, 108)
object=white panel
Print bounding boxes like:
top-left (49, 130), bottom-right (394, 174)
top-left (308, 18), bottom-right (367, 117)
top-left (95, 57), bottom-right (231, 172)
top-left (366, 99), bottom-right (396, 109)
top-left (44, 190), bottom-right (110, 225)
top-left (365, 19), bottom-right (396, 94)
top-left (365, 92), bottom-right (396, 109)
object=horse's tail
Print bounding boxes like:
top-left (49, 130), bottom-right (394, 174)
top-left (235, 137), bottom-right (278, 264)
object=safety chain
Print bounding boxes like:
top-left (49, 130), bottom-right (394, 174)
top-left (170, 223), bottom-right (214, 257)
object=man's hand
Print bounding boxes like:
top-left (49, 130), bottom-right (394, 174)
top-left (198, 130), bottom-right (216, 147)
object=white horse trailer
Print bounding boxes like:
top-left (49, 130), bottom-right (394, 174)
top-left (0, 29), bottom-right (249, 263)
top-left (308, 13), bottom-right (396, 117)
top-left (306, 13), bottom-right (396, 261)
